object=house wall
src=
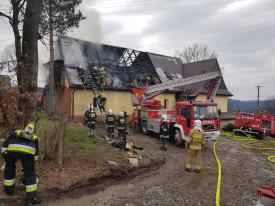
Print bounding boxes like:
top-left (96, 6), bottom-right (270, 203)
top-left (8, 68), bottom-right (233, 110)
top-left (72, 90), bottom-right (176, 118)
top-left (195, 94), bottom-right (228, 112)
top-left (221, 119), bottom-right (235, 128)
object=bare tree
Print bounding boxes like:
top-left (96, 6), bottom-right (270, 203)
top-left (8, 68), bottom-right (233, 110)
top-left (0, 45), bottom-right (17, 85)
top-left (0, 0), bottom-right (43, 126)
top-left (264, 96), bottom-right (275, 115)
top-left (175, 43), bottom-right (218, 63)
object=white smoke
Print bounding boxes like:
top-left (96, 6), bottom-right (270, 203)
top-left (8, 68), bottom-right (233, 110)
top-left (69, 8), bottom-right (103, 43)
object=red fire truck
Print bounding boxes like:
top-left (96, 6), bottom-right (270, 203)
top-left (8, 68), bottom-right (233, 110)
top-left (235, 112), bottom-right (275, 138)
top-left (132, 71), bottom-right (222, 146)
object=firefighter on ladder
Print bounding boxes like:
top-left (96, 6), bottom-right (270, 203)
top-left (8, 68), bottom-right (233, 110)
top-left (160, 115), bottom-right (169, 151)
top-left (88, 106), bottom-right (97, 132)
top-left (1, 122), bottom-right (41, 205)
top-left (117, 112), bottom-right (127, 149)
top-left (106, 109), bottom-right (116, 139)
top-left (185, 120), bottom-right (205, 173)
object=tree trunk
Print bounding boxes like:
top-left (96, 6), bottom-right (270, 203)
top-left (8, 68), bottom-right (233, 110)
top-left (57, 113), bottom-right (68, 166)
top-left (18, 0), bottom-right (43, 126)
top-left (47, 0), bottom-right (56, 116)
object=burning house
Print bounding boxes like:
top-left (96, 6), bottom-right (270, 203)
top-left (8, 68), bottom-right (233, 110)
top-left (46, 36), bottom-right (232, 120)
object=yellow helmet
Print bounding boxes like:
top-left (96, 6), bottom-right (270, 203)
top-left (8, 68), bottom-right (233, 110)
top-left (23, 122), bottom-right (35, 139)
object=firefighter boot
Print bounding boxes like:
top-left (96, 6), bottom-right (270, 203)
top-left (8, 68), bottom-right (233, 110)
top-left (4, 185), bottom-right (15, 196)
top-left (185, 164), bottom-right (192, 172)
top-left (25, 192), bottom-right (41, 206)
top-left (194, 166), bottom-right (201, 173)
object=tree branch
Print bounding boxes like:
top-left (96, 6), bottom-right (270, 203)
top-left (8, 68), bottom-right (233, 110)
top-left (18, 0), bottom-right (27, 11)
top-left (0, 11), bottom-right (12, 21)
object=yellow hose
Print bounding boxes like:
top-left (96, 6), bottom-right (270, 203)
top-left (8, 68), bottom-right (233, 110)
top-left (213, 131), bottom-right (275, 205)
top-left (213, 141), bottom-right (221, 206)
top-left (222, 131), bottom-right (275, 164)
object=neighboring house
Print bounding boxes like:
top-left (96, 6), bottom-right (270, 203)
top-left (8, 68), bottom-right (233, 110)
top-left (47, 36), bottom-right (233, 120)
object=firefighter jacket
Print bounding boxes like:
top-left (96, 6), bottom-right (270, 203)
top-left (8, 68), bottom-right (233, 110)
top-left (187, 129), bottom-right (205, 151)
top-left (1, 130), bottom-right (39, 160)
top-left (106, 114), bottom-right (116, 127)
top-left (117, 116), bottom-right (127, 130)
top-left (160, 122), bottom-right (169, 139)
top-left (88, 111), bottom-right (97, 124)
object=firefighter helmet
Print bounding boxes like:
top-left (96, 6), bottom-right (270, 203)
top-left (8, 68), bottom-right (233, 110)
top-left (162, 114), bottom-right (168, 122)
top-left (194, 120), bottom-right (202, 131)
top-left (23, 122), bottom-right (35, 139)
top-left (108, 109), bottom-right (113, 115)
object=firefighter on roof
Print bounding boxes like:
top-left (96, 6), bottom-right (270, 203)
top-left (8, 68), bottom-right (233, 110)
top-left (1, 122), bottom-right (41, 205)
top-left (106, 109), bottom-right (116, 139)
top-left (98, 67), bottom-right (106, 88)
top-left (160, 115), bottom-right (170, 151)
top-left (185, 119), bottom-right (205, 173)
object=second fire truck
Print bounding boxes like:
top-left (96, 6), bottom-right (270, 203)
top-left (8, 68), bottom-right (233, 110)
top-left (132, 71), bottom-right (222, 146)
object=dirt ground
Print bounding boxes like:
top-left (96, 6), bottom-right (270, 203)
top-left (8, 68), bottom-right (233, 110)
top-left (44, 129), bottom-right (274, 206)
top-left (0, 126), bottom-right (164, 206)
top-left (1, 128), bottom-right (275, 206)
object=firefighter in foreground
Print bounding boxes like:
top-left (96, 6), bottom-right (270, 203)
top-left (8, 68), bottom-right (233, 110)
top-left (106, 109), bottom-right (116, 139)
top-left (0, 122), bottom-right (41, 205)
top-left (117, 111), bottom-right (127, 149)
top-left (159, 115), bottom-right (170, 151)
top-left (185, 119), bottom-right (205, 173)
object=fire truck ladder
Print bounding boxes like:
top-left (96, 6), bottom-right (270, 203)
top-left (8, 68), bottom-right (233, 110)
top-left (144, 71), bottom-right (221, 101)
top-left (78, 68), bottom-right (107, 117)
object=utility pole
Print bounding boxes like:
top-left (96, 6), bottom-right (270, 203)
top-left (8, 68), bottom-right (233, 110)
top-left (256, 85), bottom-right (262, 112)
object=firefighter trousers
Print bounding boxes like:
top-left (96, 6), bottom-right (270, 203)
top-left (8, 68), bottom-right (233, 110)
top-left (118, 129), bottom-right (127, 149)
top-left (4, 152), bottom-right (38, 200)
top-left (185, 149), bottom-right (202, 170)
top-left (107, 127), bottom-right (115, 138)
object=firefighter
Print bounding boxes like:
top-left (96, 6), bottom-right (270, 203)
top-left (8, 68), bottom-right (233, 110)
top-left (88, 106), bottom-right (97, 132)
top-left (106, 109), bottom-right (116, 139)
top-left (0, 122), bottom-right (41, 205)
top-left (98, 67), bottom-right (106, 88)
top-left (84, 105), bottom-right (91, 126)
top-left (185, 120), bottom-right (205, 173)
top-left (160, 115), bottom-right (170, 151)
top-left (117, 111), bottom-right (127, 149)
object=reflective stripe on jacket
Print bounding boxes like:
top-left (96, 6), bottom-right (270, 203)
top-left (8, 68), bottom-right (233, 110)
top-left (188, 129), bottom-right (205, 151)
top-left (1, 130), bottom-right (39, 157)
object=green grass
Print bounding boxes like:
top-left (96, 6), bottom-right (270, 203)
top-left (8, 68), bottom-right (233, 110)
top-left (36, 112), bottom-right (97, 153)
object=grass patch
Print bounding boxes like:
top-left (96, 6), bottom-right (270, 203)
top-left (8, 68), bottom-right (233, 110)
top-left (36, 112), bottom-right (97, 154)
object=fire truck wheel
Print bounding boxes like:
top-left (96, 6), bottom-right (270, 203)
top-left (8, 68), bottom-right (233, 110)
top-left (174, 129), bottom-right (184, 146)
top-left (142, 122), bottom-right (149, 135)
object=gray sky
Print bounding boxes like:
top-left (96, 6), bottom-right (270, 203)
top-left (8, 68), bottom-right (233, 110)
top-left (0, 0), bottom-right (275, 100)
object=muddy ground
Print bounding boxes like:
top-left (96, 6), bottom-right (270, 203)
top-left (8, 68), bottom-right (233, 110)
top-left (47, 129), bottom-right (274, 206)
top-left (1, 128), bottom-right (275, 206)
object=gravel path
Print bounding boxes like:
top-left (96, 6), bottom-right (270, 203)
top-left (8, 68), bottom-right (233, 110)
top-left (44, 132), bottom-right (275, 206)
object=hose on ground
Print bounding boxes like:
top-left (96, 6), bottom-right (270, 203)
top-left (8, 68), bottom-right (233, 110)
top-left (213, 141), bottom-right (221, 206)
top-left (222, 130), bottom-right (275, 164)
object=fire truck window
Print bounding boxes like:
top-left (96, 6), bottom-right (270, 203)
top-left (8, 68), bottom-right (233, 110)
top-left (182, 107), bottom-right (191, 127)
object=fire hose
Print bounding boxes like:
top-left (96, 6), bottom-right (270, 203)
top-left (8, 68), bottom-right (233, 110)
top-left (213, 131), bottom-right (275, 206)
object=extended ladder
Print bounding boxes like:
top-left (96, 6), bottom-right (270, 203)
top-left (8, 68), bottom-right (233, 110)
top-left (144, 71), bottom-right (221, 100)
top-left (78, 68), bottom-right (107, 117)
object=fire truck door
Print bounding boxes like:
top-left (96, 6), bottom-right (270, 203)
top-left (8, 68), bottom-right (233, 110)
top-left (182, 106), bottom-right (191, 128)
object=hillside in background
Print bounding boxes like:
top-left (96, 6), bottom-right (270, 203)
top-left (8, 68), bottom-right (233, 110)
top-left (228, 99), bottom-right (265, 112)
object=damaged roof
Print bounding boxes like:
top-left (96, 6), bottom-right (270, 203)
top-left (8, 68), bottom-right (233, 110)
top-left (54, 36), bottom-right (232, 97)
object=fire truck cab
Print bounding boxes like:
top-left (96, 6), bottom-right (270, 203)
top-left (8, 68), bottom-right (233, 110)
top-left (172, 101), bottom-right (220, 145)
